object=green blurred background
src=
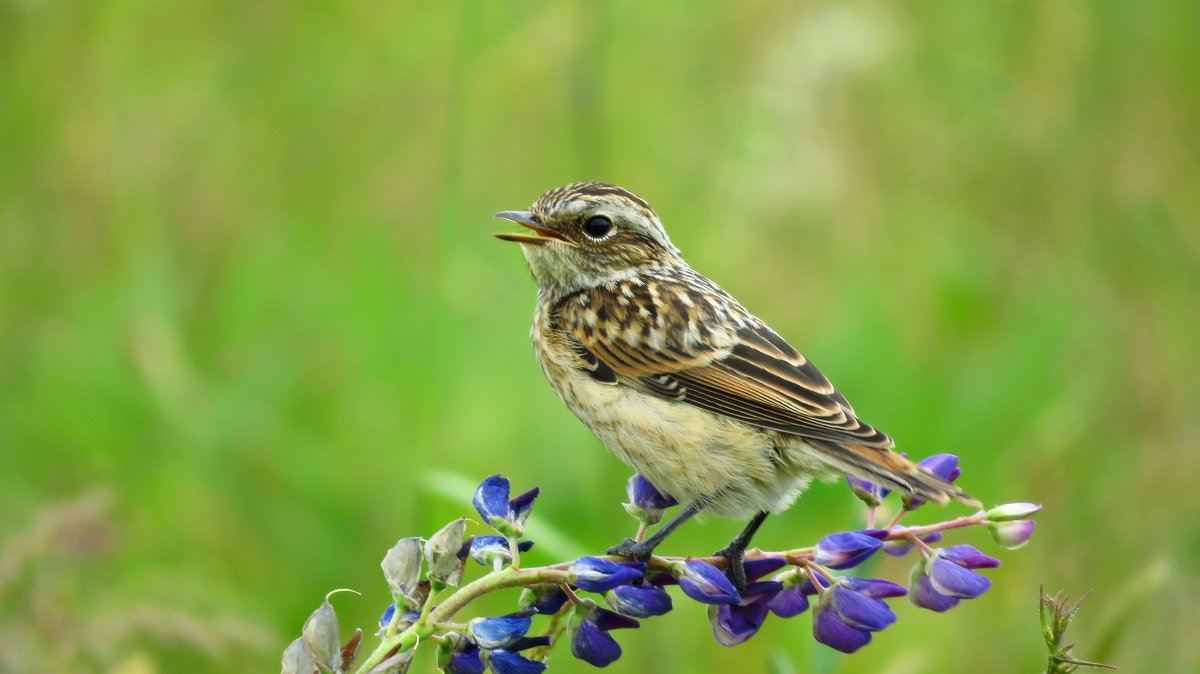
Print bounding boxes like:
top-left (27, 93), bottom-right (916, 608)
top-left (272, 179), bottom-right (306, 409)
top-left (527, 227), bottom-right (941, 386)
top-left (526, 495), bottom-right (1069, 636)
top-left (3, 1), bottom-right (1198, 672)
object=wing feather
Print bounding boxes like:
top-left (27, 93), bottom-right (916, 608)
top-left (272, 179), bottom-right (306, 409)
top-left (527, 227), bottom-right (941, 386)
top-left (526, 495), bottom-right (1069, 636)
top-left (555, 277), bottom-right (893, 449)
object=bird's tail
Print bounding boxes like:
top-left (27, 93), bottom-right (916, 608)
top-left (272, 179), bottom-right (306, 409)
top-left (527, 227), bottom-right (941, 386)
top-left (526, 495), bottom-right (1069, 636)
top-left (813, 440), bottom-right (980, 507)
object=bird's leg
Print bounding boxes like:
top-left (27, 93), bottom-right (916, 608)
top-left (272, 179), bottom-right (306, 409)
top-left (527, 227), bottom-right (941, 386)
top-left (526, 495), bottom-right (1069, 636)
top-left (714, 511), bottom-right (769, 593)
top-left (606, 502), bottom-right (704, 560)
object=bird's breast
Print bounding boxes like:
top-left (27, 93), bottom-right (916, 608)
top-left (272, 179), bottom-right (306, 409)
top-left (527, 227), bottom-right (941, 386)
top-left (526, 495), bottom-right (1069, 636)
top-left (529, 302), bottom-right (823, 518)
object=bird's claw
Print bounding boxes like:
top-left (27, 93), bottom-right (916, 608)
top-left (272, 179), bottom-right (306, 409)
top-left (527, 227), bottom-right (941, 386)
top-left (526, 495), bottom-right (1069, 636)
top-left (606, 538), bottom-right (654, 561)
top-left (714, 544), bottom-right (748, 594)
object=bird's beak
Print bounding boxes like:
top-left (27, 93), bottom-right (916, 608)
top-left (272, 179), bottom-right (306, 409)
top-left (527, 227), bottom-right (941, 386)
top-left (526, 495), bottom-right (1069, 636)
top-left (493, 211), bottom-right (577, 247)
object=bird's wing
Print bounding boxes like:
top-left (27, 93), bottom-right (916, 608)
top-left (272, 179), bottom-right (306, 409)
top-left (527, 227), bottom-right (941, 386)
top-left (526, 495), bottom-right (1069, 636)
top-left (554, 275), bottom-right (894, 449)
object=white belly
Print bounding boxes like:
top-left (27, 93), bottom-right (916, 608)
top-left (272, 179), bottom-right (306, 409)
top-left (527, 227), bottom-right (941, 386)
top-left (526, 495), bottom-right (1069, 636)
top-left (536, 340), bottom-right (831, 519)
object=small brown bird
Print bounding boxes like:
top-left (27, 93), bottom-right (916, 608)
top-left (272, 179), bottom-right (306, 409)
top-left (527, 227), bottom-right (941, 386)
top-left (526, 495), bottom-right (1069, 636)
top-left (496, 182), bottom-right (974, 589)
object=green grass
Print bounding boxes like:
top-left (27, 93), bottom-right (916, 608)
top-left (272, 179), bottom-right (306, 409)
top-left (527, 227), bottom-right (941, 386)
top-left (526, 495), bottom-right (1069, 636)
top-left (2, 1), bottom-right (1198, 672)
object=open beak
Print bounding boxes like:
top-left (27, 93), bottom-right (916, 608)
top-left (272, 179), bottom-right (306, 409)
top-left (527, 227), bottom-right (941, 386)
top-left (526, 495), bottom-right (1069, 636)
top-left (494, 211), bottom-right (577, 247)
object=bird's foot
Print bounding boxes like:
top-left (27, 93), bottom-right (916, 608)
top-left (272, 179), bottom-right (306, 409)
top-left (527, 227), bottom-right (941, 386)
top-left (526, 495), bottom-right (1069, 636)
top-left (714, 543), bottom-right (748, 594)
top-left (606, 538), bottom-right (655, 561)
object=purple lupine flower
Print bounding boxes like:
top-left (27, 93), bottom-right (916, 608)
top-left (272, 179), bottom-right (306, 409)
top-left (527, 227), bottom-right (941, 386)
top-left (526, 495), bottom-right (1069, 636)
top-left (569, 557), bottom-right (647, 592)
top-left (811, 580), bottom-right (900, 653)
top-left (570, 602), bottom-right (640, 668)
top-left (813, 531), bottom-right (885, 570)
top-left (469, 612), bottom-right (533, 650)
top-left (484, 649), bottom-right (547, 674)
top-left (673, 560), bottom-right (742, 604)
top-left (765, 572), bottom-right (812, 618)
top-left (710, 580), bottom-right (783, 646)
top-left (846, 475), bottom-right (892, 507)
top-left (506, 636), bottom-right (553, 652)
top-left (813, 607), bottom-right (873, 654)
top-left (377, 603), bottom-right (420, 629)
top-left (623, 474), bottom-right (679, 526)
top-left (467, 536), bottom-right (535, 567)
top-left (473, 475), bottom-right (540, 537)
top-left (606, 582), bottom-right (673, 618)
top-left (904, 454), bottom-right (962, 509)
top-left (989, 520), bottom-right (1037, 549)
top-left (742, 557), bottom-right (787, 581)
top-left (943, 544), bottom-right (1000, 570)
top-left (910, 573), bottom-right (962, 612)
top-left (843, 577), bottom-right (908, 599)
top-left (910, 545), bottom-right (999, 611)
top-left (445, 644), bottom-right (485, 674)
top-left (883, 531), bottom-right (942, 557)
top-left (519, 585), bottom-right (570, 615)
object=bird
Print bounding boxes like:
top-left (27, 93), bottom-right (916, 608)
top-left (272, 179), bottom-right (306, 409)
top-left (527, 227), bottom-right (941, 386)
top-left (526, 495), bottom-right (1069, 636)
top-left (494, 181), bottom-right (975, 590)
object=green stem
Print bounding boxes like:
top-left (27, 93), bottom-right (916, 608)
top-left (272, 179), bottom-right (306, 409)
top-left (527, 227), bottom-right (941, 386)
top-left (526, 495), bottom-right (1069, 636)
top-left (352, 566), bottom-right (572, 673)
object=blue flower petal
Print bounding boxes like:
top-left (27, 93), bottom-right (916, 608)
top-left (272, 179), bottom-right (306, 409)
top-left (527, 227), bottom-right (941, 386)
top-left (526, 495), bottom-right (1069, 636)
top-left (765, 584), bottom-right (810, 618)
top-left (378, 603), bottom-right (396, 628)
top-left (486, 649), bottom-right (547, 674)
top-left (742, 580), bottom-right (783, 599)
top-left (909, 573), bottom-right (960, 612)
top-left (711, 599), bottom-right (769, 646)
top-left (929, 557), bottom-right (992, 598)
top-left (571, 620), bottom-right (623, 667)
top-left (473, 475), bottom-right (511, 522)
top-left (813, 532), bottom-right (884, 570)
top-left (607, 584), bottom-right (673, 618)
top-left (813, 607), bottom-right (872, 653)
top-left (446, 646), bottom-right (485, 674)
top-left (742, 557), bottom-right (787, 582)
top-left (529, 587), bottom-right (569, 615)
top-left (591, 607), bottom-right (640, 631)
top-left (919, 454), bottom-right (962, 482)
top-left (508, 636), bottom-right (552, 652)
top-left (508, 487), bottom-right (540, 525)
top-left (675, 561), bottom-right (742, 605)
top-left (943, 544), bottom-right (1000, 569)
top-left (469, 614), bottom-right (533, 650)
top-left (570, 557), bottom-right (646, 592)
top-left (844, 577), bottom-right (908, 599)
top-left (830, 587), bottom-right (896, 632)
top-left (627, 474), bottom-right (678, 510)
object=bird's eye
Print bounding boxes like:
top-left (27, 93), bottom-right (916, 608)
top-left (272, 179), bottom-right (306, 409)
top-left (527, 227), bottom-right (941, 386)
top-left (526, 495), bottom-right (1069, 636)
top-left (583, 215), bottom-right (614, 239)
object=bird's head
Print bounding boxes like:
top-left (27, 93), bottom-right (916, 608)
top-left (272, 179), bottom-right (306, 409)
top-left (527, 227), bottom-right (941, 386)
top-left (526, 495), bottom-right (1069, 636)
top-left (495, 182), bottom-right (683, 293)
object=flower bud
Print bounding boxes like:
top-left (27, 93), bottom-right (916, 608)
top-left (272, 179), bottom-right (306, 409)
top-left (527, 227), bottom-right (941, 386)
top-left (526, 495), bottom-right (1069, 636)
top-left (813, 531), bottom-right (884, 570)
top-left (518, 584), bottom-right (570, 615)
top-left (672, 560), bottom-right (741, 605)
top-left (989, 520), bottom-right (1036, 549)
top-left (484, 648), bottom-right (547, 674)
top-left (281, 637), bottom-right (317, 674)
top-left (426, 518), bottom-right (467, 587)
top-left (984, 502), bottom-right (1043, 522)
top-left (606, 583), bottom-right (673, 617)
top-left (473, 475), bottom-right (540, 538)
top-left (709, 581), bottom-right (781, 646)
top-left (301, 599), bottom-right (340, 671)
top-left (569, 556), bottom-right (646, 592)
top-left (381, 537), bottom-right (423, 609)
top-left (623, 474), bottom-right (678, 526)
top-left (469, 612), bottom-right (533, 650)
top-left (845, 475), bottom-right (891, 508)
top-left (569, 600), bottom-right (639, 667)
top-left (928, 556), bottom-right (992, 598)
top-left (467, 535), bottom-right (534, 568)
top-left (436, 634), bottom-right (484, 674)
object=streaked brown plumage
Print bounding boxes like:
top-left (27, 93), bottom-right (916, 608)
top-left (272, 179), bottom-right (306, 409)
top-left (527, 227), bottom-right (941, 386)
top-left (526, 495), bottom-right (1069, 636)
top-left (496, 182), bottom-right (973, 585)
